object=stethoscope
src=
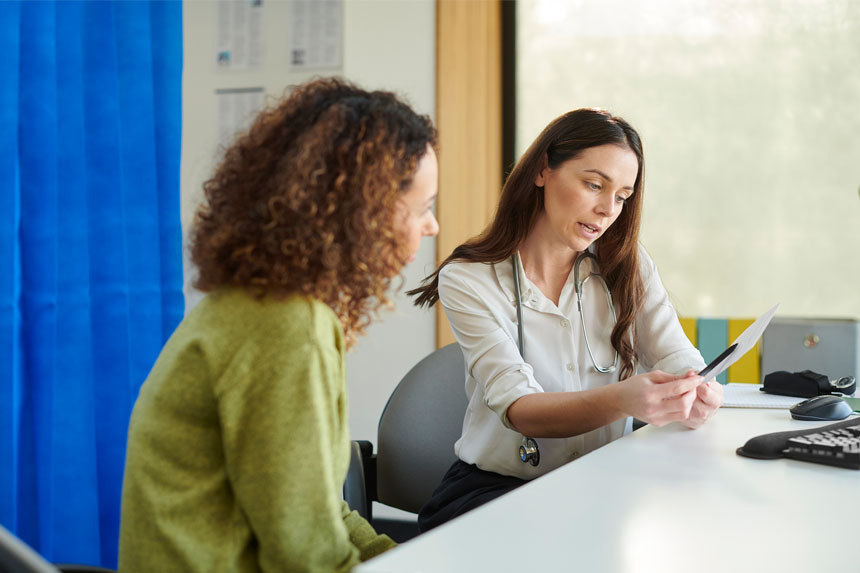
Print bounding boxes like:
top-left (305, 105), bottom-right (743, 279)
top-left (511, 251), bottom-right (619, 466)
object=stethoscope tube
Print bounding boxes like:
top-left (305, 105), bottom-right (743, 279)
top-left (574, 253), bottom-right (619, 374)
top-left (511, 251), bottom-right (619, 467)
top-left (511, 253), bottom-right (526, 361)
top-left (511, 254), bottom-right (540, 466)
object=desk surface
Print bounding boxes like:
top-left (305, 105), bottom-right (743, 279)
top-left (357, 408), bottom-right (859, 573)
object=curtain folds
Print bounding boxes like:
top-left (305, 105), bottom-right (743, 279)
top-left (0, 1), bottom-right (183, 568)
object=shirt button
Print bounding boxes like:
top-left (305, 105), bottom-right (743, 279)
top-left (566, 363), bottom-right (574, 371)
top-left (560, 319), bottom-right (570, 328)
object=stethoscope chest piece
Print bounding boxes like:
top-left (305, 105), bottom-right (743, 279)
top-left (519, 437), bottom-right (540, 466)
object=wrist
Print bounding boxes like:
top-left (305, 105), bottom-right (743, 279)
top-left (605, 381), bottom-right (632, 421)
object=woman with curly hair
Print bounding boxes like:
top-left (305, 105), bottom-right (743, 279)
top-left (119, 78), bottom-right (438, 571)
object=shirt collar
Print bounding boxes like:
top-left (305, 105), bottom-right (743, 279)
top-left (492, 253), bottom-right (526, 306)
top-left (492, 246), bottom-right (601, 311)
top-left (492, 251), bottom-right (555, 313)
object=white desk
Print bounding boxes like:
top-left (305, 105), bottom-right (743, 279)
top-left (357, 408), bottom-right (859, 573)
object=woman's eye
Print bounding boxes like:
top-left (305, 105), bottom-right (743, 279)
top-left (615, 195), bottom-right (628, 204)
top-left (587, 182), bottom-right (601, 191)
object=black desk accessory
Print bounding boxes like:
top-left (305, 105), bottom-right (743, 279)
top-left (762, 370), bottom-right (856, 398)
top-left (737, 417), bottom-right (860, 469)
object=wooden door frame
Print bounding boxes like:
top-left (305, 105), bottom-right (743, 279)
top-left (435, 0), bottom-right (504, 347)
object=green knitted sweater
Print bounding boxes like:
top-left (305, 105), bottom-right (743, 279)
top-left (118, 289), bottom-right (395, 572)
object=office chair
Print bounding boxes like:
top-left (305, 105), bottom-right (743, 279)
top-left (343, 343), bottom-right (468, 524)
top-left (0, 524), bottom-right (59, 573)
top-left (0, 524), bottom-right (116, 573)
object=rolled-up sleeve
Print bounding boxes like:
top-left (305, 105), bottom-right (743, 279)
top-left (439, 264), bottom-right (544, 429)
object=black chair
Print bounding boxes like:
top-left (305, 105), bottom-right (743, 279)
top-left (343, 343), bottom-right (468, 530)
top-left (0, 524), bottom-right (116, 573)
top-left (0, 524), bottom-right (58, 573)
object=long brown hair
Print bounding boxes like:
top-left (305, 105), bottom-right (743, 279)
top-left (192, 78), bottom-right (436, 348)
top-left (409, 108), bottom-right (644, 378)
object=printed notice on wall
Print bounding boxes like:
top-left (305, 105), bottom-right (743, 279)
top-left (216, 88), bottom-right (265, 150)
top-left (216, 0), bottom-right (264, 71)
top-left (290, 0), bottom-right (343, 70)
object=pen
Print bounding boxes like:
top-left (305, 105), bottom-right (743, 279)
top-left (698, 343), bottom-right (737, 380)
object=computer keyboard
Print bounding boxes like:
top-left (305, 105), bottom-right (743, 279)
top-left (782, 423), bottom-right (860, 469)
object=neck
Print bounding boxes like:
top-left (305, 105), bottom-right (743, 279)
top-left (517, 217), bottom-right (581, 304)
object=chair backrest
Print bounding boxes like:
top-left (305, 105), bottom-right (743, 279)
top-left (375, 343), bottom-right (468, 513)
top-left (0, 525), bottom-right (60, 573)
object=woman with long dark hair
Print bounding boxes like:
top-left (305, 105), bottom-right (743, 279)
top-left (411, 108), bottom-right (722, 531)
top-left (119, 78), bottom-right (439, 571)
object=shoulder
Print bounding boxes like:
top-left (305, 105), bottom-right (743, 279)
top-left (635, 242), bottom-right (659, 283)
top-left (438, 259), bottom-right (516, 311)
top-left (199, 289), bottom-right (343, 354)
top-left (439, 260), bottom-right (497, 285)
top-left (269, 295), bottom-right (344, 354)
top-left (206, 292), bottom-right (345, 399)
top-left (438, 260), bottom-right (501, 299)
top-left (635, 242), bottom-right (655, 265)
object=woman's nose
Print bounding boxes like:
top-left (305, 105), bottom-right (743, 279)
top-left (424, 212), bottom-right (439, 237)
top-left (595, 193), bottom-right (619, 217)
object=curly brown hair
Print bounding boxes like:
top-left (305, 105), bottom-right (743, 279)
top-left (191, 78), bottom-right (436, 347)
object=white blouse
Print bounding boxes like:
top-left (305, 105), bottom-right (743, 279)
top-left (438, 244), bottom-right (705, 480)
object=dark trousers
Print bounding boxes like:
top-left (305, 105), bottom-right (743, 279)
top-left (417, 459), bottom-right (527, 532)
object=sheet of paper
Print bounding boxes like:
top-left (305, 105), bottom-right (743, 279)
top-left (290, 0), bottom-right (343, 70)
top-left (216, 0), bottom-right (264, 71)
top-left (216, 87), bottom-right (265, 150)
top-left (702, 303), bottom-right (780, 383)
top-left (721, 383), bottom-right (805, 409)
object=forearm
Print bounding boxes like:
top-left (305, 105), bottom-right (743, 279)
top-left (506, 384), bottom-right (626, 438)
top-left (506, 369), bottom-right (705, 435)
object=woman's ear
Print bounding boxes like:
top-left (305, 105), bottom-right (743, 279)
top-left (534, 153), bottom-right (549, 187)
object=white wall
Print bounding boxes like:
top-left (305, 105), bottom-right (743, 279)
top-left (181, 0), bottom-right (436, 476)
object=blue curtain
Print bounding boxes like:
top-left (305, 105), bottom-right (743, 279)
top-left (0, 1), bottom-right (183, 567)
